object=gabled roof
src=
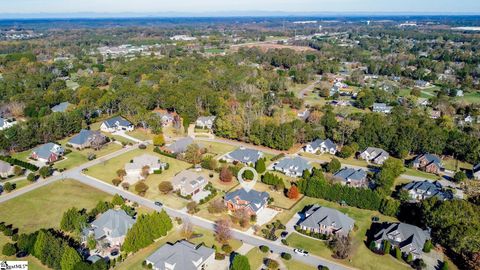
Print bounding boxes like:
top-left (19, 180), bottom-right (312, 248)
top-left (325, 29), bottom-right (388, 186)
top-left (472, 163), bottom-right (480, 173)
top-left (196, 116), bottom-right (216, 124)
top-left (147, 240), bottom-right (214, 270)
top-left (125, 154), bottom-right (164, 171)
top-left (102, 116), bottom-right (132, 128)
top-left (300, 205), bottom-right (354, 234)
top-left (224, 189), bottom-right (269, 213)
top-left (91, 209), bottom-right (135, 239)
top-left (274, 156), bottom-right (312, 175)
top-left (226, 147), bottom-right (262, 163)
top-left (362, 147), bottom-right (389, 158)
top-left (373, 222), bottom-right (430, 255)
top-left (307, 138), bottom-right (337, 151)
top-left (166, 137), bottom-right (194, 154)
top-left (414, 154), bottom-right (442, 168)
top-left (0, 160), bottom-right (12, 174)
top-left (403, 180), bottom-right (452, 200)
top-left (51, 102), bottom-right (72, 113)
top-left (171, 170), bottom-right (207, 195)
top-left (334, 168), bottom-right (367, 183)
top-left (33, 143), bottom-right (64, 160)
top-left (69, 129), bottom-right (104, 145)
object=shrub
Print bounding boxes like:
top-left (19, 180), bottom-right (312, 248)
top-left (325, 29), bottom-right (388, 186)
top-left (3, 182), bottom-right (15, 192)
top-left (153, 147), bottom-right (176, 158)
top-left (243, 170), bottom-right (254, 180)
top-left (423, 239), bottom-right (433, 253)
top-left (259, 245), bottom-right (269, 253)
top-left (395, 247), bottom-right (402, 260)
top-left (27, 173), bottom-right (37, 182)
top-left (214, 252), bottom-right (225, 260)
top-left (281, 252), bottom-right (292, 260)
top-left (281, 239), bottom-right (288, 246)
top-left (112, 178), bottom-right (122, 186)
top-left (138, 144), bottom-right (147, 150)
top-left (153, 134), bottom-right (165, 146)
top-left (0, 156), bottom-right (38, 171)
top-left (221, 244), bottom-right (232, 254)
top-left (266, 259), bottom-right (279, 269)
top-left (2, 243), bottom-right (17, 256)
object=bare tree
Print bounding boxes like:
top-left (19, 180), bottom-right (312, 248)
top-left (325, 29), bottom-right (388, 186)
top-left (214, 218), bottom-right (232, 244)
top-left (207, 199), bottom-right (227, 214)
top-left (329, 235), bottom-right (352, 259)
top-left (141, 165), bottom-right (150, 179)
top-left (180, 219), bottom-right (194, 239)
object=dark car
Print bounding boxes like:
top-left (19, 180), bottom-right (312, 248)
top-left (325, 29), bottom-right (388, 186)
top-left (154, 201), bottom-right (163, 207)
top-left (281, 231), bottom-right (289, 238)
top-left (110, 250), bottom-right (119, 256)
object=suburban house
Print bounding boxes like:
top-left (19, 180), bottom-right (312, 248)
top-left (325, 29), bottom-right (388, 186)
top-left (222, 147), bottom-right (263, 165)
top-left (298, 205), bottom-right (355, 236)
top-left (51, 101), bottom-right (72, 113)
top-left (171, 170), bottom-right (208, 197)
top-left (31, 143), bottom-right (65, 163)
top-left (372, 222), bottom-right (430, 259)
top-left (297, 109), bottom-right (311, 121)
top-left (146, 240), bottom-right (215, 270)
top-left (165, 137), bottom-right (194, 154)
top-left (359, 147), bottom-right (390, 165)
top-left (0, 161), bottom-right (14, 178)
top-left (272, 156), bottom-right (313, 177)
top-left (0, 117), bottom-right (16, 130)
top-left (224, 188), bottom-right (269, 216)
top-left (195, 116), bottom-right (216, 129)
top-left (412, 154), bottom-right (443, 174)
top-left (372, 103), bottom-right (393, 114)
top-left (429, 110), bottom-right (441, 119)
top-left (402, 180), bottom-right (453, 201)
top-left (124, 154), bottom-right (167, 182)
top-left (83, 209), bottom-right (135, 247)
top-left (155, 112), bottom-right (175, 127)
top-left (304, 138), bottom-right (337, 155)
top-left (68, 129), bottom-right (107, 149)
top-left (333, 168), bottom-right (368, 187)
top-left (415, 80), bottom-right (430, 88)
top-left (100, 116), bottom-right (134, 133)
top-left (474, 163), bottom-right (480, 180)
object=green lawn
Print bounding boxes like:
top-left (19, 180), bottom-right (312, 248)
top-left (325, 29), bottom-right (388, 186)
top-left (246, 248), bottom-right (267, 270)
top-left (0, 179), bottom-right (111, 234)
top-left (85, 146), bottom-right (192, 209)
top-left (283, 258), bottom-right (318, 270)
top-left (442, 157), bottom-right (472, 171)
top-left (253, 182), bottom-right (300, 209)
top-left (198, 141), bottom-right (237, 157)
top-left (126, 129), bottom-right (155, 141)
top-left (282, 197), bottom-right (410, 270)
top-left (403, 168), bottom-right (441, 180)
top-left (455, 91), bottom-right (480, 104)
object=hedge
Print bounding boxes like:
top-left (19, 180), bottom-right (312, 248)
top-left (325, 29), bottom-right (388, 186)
top-left (153, 147), bottom-right (176, 159)
top-left (0, 156), bottom-right (38, 171)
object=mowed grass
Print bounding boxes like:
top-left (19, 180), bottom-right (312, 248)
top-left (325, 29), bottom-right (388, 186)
top-left (253, 182), bottom-right (300, 209)
top-left (0, 179), bottom-right (111, 234)
top-left (117, 225), bottom-right (242, 270)
top-left (85, 146), bottom-right (192, 209)
top-left (283, 258), bottom-right (318, 270)
top-left (126, 129), bottom-right (155, 141)
top-left (246, 248), bottom-right (267, 270)
top-left (283, 197), bottom-right (411, 270)
top-left (198, 140), bottom-right (237, 157)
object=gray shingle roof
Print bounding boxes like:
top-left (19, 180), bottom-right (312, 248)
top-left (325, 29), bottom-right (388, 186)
top-left (69, 129), bottom-right (104, 145)
top-left (51, 102), bottom-right (72, 113)
top-left (166, 137), bottom-right (194, 154)
top-left (413, 154), bottom-right (442, 168)
top-left (171, 170), bottom-right (207, 195)
top-left (403, 180), bottom-right (452, 200)
top-left (147, 240), bottom-right (214, 270)
top-left (33, 143), bottom-right (64, 160)
top-left (274, 156), bottom-right (312, 175)
top-left (300, 205), bottom-right (354, 235)
top-left (0, 160), bottom-right (12, 174)
top-left (362, 147), bottom-right (389, 162)
top-left (374, 222), bottom-right (430, 255)
top-left (196, 116), bottom-right (216, 125)
top-left (307, 138), bottom-right (337, 151)
top-left (334, 168), bottom-right (367, 183)
top-left (224, 188), bottom-right (269, 213)
top-left (103, 116), bottom-right (133, 129)
top-left (225, 147), bottom-right (263, 164)
top-left (474, 163), bottom-right (480, 173)
top-left (91, 209), bottom-right (135, 239)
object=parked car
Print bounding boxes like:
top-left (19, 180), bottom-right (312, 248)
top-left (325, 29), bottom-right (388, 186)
top-left (293, 249), bottom-right (309, 256)
top-left (110, 250), bottom-right (119, 256)
top-left (154, 201), bottom-right (163, 207)
top-left (281, 231), bottom-right (289, 238)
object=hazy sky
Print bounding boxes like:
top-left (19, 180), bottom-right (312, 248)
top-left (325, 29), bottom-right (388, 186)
top-left (3, 0), bottom-right (480, 14)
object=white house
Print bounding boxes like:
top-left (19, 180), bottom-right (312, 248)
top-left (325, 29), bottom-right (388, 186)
top-left (359, 147), bottom-right (390, 165)
top-left (0, 117), bottom-right (16, 130)
top-left (304, 138), bottom-right (337, 155)
top-left (83, 209), bottom-right (135, 247)
top-left (100, 116), bottom-right (134, 133)
top-left (124, 154), bottom-right (167, 183)
top-left (146, 241), bottom-right (214, 270)
top-left (195, 116), bottom-right (216, 129)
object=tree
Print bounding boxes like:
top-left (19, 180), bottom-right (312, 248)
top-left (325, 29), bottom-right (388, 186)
top-left (13, 165), bottom-right (23, 176)
top-left (27, 172), bottom-right (37, 182)
top-left (87, 235), bottom-right (96, 250)
top-left (141, 165), bottom-right (150, 179)
top-left (186, 201), bottom-right (199, 214)
top-left (60, 207), bottom-right (87, 232)
top-left (208, 199), bottom-right (227, 214)
top-left (326, 158), bottom-right (341, 173)
top-left (180, 220), bottom-right (193, 239)
top-left (135, 181), bottom-right (149, 196)
top-left (287, 185), bottom-right (300, 199)
top-left (184, 144), bottom-right (203, 164)
top-left (255, 158), bottom-right (266, 174)
top-left (111, 194), bottom-right (125, 205)
top-left (383, 240), bottom-right (391, 254)
top-left (158, 181), bottom-right (173, 194)
top-left (440, 261), bottom-right (449, 270)
top-left (453, 171), bottom-right (467, 183)
top-left (61, 246), bottom-right (82, 270)
top-left (153, 134), bottom-right (165, 146)
top-left (395, 246), bottom-right (402, 260)
top-left (406, 253), bottom-right (413, 263)
top-left (201, 155), bottom-right (217, 170)
top-left (220, 166), bottom-right (233, 182)
top-left (2, 243), bottom-right (17, 256)
top-left (329, 235), bottom-right (352, 259)
top-left (337, 145), bottom-right (354, 158)
top-left (231, 254), bottom-right (250, 270)
top-left (214, 218), bottom-right (232, 244)
top-left (423, 239), bottom-right (433, 253)
top-left (243, 170), bottom-right (254, 180)
top-left (3, 182), bottom-right (14, 192)
top-left (39, 166), bottom-right (52, 179)
top-left (116, 169), bottom-right (127, 180)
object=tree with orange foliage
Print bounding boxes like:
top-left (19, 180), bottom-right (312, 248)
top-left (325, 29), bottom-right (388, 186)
top-left (287, 185), bottom-right (299, 199)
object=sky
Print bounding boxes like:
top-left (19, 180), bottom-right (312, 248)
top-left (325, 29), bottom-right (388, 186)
top-left (2, 0), bottom-right (480, 15)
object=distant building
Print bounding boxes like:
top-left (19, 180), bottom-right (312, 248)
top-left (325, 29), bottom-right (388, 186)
top-left (473, 163), bottom-right (480, 180)
top-left (359, 147), bottom-right (390, 165)
top-left (171, 170), bottom-right (208, 197)
top-left (195, 116), bottom-right (216, 130)
top-left (222, 147), bottom-right (263, 165)
top-left (272, 156), bottom-right (312, 177)
top-left (333, 168), bottom-right (368, 188)
top-left (429, 110), bottom-right (441, 119)
top-left (68, 129), bottom-right (106, 149)
top-left (372, 222), bottom-right (430, 259)
top-left (402, 180), bottom-right (453, 201)
top-left (170, 35), bottom-right (197, 41)
top-left (0, 117), bottom-right (16, 130)
top-left (165, 137), bottom-right (194, 154)
top-left (224, 189), bottom-right (269, 216)
top-left (83, 209), bottom-right (135, 247)
top-left (415, 80), bottom-right (430, 88)
top-left (412, 154), bottom-right (443, 174)
top-left (155, 112), bottom-right (175, 127)
top-left (146, 240), bottom-right (214, 270)
top-left (100, 116), bottom-right (134, 133)
top-left (31, 143), bottom-right (65, 163)
top-left (51, 102), bottom-right (72, 113)
top-left (299, 205), bottom-right (355, 236)
top-left (297, 109), bottom-right (311, 121)
top-left (372, 103), bottom-right (393, 114)
top-left (0, 160), bottom-right (14, 178)
top-left (304, 138), bottom-right (337, 155)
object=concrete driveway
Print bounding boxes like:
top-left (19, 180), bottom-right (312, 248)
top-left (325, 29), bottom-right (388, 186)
top-left (255, 207), bottom-right (280, 227)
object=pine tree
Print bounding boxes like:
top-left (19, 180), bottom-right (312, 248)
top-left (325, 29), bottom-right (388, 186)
top-left (255, 158), bottom-right (266, 174)
top-left (61, 246), bottom-right (82, 270)
top-left (231, 254), bottom-right (251, 270)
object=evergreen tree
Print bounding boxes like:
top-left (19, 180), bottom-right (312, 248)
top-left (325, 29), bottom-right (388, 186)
top-left (231, 254), bottom-right (251, 270)
top-left (61, 246), bottom-right (82, 270)
top-left (255, 158), bottom-right (266, 174)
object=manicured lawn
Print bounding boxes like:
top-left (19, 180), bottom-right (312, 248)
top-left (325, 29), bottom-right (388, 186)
top-left (85, 146), bottom-right (192, 209)
top-left (442, 157), bottom-right (472, 171)
top-left (127, 129), bottom-right (155, 141)
top-left (54, 140), bottom-right (124, 170)
top-left (403, 168), bottom-right (440, 180)
top-left (0, 179), bottom-right (111, 234)
top-left (11, 149), bottom-right (31, 162)
top-left (456, 91), bottom-right (480, 104)
top-left (117, 225), bottom-right (241, 270)
top-left (246, 248), bottom-right (267, 270)
top-left (283, 258), bottom-right (318, 270)
top-left (198, 141), bottom-right (237, 157)
top-left (253, 182), bottom-right (300, 209)
top-left (281, 197), bottom-right (410, 270)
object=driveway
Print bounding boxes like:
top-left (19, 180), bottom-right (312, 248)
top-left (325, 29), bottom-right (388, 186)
top-left (255, 207), bottom-right (280, 227)
top-left (113, 130), bottom-right (143, 144)
top-left (191, 189), bottom-right (211, 203)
